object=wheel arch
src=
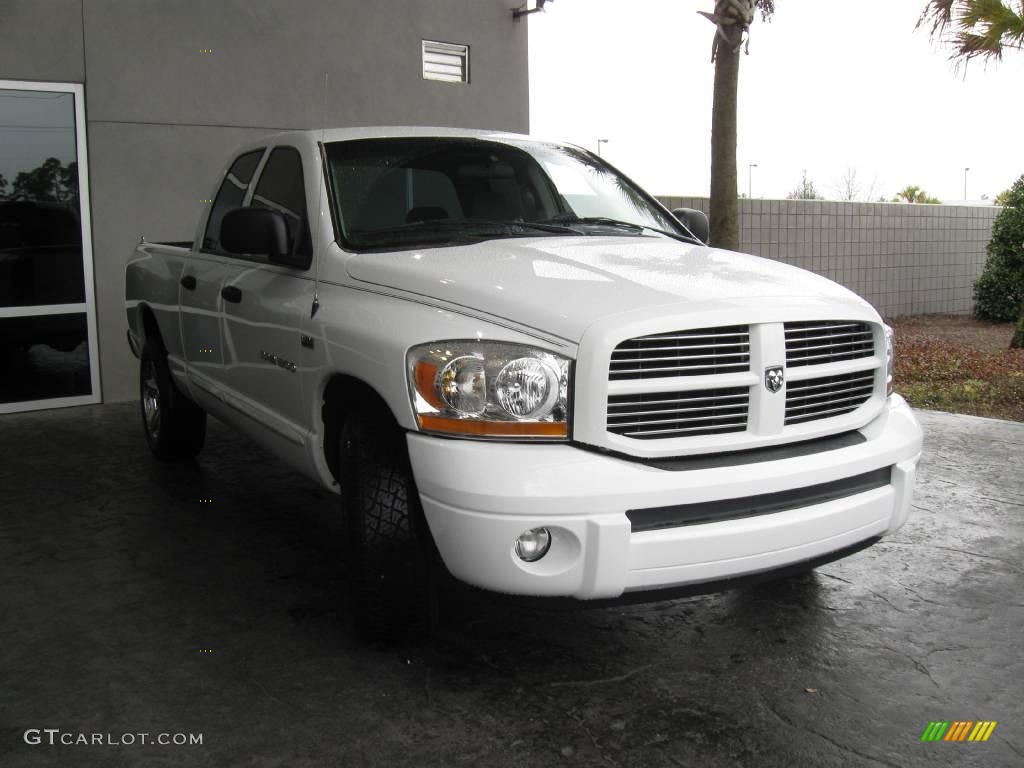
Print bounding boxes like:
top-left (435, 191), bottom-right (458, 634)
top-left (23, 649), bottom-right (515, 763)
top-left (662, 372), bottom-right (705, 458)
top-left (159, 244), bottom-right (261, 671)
top-left (138, 302), bottom-right (163, 350)
top-left (320, 372), bottom-right (406, 484)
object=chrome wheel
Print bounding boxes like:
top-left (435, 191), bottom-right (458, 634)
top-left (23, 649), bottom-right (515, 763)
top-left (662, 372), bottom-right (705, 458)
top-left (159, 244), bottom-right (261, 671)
top-left (142, 357), bottom-right (161, 439)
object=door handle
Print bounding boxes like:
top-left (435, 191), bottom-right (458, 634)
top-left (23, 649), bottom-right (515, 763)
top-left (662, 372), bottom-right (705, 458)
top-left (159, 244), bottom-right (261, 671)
top-left (180, 275), bottom-right (197, 290)
top-left (221, 285), bottom-right (243, 303)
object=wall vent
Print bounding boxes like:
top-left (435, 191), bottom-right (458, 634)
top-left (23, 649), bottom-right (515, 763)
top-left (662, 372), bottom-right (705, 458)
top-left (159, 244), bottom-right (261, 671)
top-left (422, 40), bottom-right (469, 84)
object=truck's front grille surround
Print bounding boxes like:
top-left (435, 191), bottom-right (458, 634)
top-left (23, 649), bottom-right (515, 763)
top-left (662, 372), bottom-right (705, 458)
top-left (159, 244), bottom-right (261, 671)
top-left (784, 321), bottom-right (874, 367)
top-left (607, 387), bottom-right (749, 439)
top-left (785, 370), bottom-right (875, 425)
top-left (609, 325), bottom-right (750, 381)
top-left (603, 320), bottom-right (881, 446)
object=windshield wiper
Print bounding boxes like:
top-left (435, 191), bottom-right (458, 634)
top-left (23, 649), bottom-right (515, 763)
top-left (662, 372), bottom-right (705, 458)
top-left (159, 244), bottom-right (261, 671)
top-left (351, 218), bottom-right (581, 239)
top-left (540, 215), bottom-right (701, 245)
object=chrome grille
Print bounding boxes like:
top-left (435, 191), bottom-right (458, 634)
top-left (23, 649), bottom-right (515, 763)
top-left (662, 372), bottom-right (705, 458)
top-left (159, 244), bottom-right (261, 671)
top-left (607, 387), bottom-right (749, 439)
top-left (785, 321), bottom-right (874, 367)
top-left (609, 325), bottom-right (750, 381)
top-left (785, 371), bottom-right (875, 425)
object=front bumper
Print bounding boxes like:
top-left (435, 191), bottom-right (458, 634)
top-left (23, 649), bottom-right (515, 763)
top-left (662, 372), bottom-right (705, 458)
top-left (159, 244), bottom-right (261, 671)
top-left (407, 395), bottom-right (923, 599)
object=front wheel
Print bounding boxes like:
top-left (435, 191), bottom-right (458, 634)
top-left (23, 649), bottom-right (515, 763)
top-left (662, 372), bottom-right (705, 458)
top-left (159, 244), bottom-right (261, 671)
top-left (339, 410), bottom-right (440, 642)
top-left (140, 340), bottom-right (206, 461)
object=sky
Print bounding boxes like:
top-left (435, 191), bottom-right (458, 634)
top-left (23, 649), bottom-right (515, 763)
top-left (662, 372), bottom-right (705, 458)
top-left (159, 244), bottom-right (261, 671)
top-left (528, 0), bottom-right (1022, 202)
top-left (0, 89), bottom-right (77, 185)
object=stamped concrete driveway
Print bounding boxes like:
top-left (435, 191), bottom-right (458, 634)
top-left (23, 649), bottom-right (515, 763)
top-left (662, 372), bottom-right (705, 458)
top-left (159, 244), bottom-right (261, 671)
top-left (0, 404), bottom-right (1021, 767)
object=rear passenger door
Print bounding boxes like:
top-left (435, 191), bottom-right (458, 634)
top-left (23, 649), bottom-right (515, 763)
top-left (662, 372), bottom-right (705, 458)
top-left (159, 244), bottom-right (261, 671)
top-left (181, 148), bottom-right (264, 403)
top-left (218, 146), bottom-right (313, 445)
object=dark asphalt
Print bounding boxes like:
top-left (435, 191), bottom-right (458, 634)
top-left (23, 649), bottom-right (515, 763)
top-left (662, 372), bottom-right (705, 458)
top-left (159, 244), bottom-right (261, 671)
top-left (0, 403), bottom-right (1021, 767)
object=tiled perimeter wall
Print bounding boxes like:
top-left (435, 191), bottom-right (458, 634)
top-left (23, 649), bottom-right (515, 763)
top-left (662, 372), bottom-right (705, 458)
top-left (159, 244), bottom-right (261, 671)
top-left (657, 197), bottom-right (999, 318)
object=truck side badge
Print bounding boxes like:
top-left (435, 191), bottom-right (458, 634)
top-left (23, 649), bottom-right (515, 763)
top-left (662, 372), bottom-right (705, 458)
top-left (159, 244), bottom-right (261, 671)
top-left (765, 366), bottom-right (784, 393)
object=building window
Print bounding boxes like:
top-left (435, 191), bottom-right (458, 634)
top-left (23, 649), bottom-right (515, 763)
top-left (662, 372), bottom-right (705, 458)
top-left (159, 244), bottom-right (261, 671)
top-left (422, 40), bottom-right (469, 84)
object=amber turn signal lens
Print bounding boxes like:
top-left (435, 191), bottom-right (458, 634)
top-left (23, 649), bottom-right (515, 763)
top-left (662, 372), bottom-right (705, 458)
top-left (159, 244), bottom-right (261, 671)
top-left (417, 414), bottom-right (567, 438)
top-left (414, 361), bottom-right (443, 409)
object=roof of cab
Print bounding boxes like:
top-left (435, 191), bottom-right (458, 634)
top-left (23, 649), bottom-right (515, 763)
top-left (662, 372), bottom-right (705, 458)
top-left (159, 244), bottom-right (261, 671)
top-left (232, 126), bottom-right (559, 154)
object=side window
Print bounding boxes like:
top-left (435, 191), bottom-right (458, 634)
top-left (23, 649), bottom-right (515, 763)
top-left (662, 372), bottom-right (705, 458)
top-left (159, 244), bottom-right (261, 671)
top-left (202, 149), bottom-right (263, 252)
top-left (250, 147), bottom-right (312, 264)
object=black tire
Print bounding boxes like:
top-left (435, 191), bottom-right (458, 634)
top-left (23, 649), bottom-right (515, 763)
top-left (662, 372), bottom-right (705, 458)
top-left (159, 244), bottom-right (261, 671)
top-left (140, 339), bottom-right (206, 461)
top-left (339, 410), bottom-right (439, 642)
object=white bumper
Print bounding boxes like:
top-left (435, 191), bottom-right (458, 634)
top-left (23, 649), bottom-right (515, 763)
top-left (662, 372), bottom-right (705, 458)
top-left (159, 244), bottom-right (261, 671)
top-left (407, 395), bottom-right (923, 599)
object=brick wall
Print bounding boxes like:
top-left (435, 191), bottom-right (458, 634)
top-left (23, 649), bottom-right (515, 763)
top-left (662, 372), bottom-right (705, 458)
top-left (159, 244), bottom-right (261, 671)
top-left (657, 197), bottom-right (998, 319)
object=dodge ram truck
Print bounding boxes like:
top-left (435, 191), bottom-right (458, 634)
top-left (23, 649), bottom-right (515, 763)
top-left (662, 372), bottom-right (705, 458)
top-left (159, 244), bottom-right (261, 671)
top-left (125, 127), bottom-right (923, 639)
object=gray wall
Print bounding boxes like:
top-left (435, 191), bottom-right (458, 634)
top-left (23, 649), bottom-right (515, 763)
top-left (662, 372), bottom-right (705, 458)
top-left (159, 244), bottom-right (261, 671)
top-left (0, 0), bottom-right (529, 402)
top-left (659, 197), bottom-right (998, 320)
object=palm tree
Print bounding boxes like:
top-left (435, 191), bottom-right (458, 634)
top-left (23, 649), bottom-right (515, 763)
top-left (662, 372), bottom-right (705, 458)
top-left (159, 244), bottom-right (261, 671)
top-left (918, 1), bottom-right (1024, 347)
top-left (700, 1), bottom-right (775, 251)
top-left (918, 0), bottom-right (1024, 62)
top-left (892, 185), bottom-right (942, 204)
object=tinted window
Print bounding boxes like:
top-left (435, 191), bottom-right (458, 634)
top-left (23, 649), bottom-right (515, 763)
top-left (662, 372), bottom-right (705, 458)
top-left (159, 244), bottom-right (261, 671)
top-left (202, 149), bottom-right (263, 252)
top-left (250, 147), bottom-right (311, 264)
top-left (325, 138), bottom-right (683, 252)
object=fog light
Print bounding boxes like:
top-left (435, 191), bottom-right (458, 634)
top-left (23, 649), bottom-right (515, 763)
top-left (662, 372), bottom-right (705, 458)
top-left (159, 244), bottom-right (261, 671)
top-left (514, 527), bottom-right (551, 562)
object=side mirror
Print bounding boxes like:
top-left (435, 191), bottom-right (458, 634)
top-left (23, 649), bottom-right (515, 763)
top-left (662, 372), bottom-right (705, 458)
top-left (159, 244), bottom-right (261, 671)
top-left (672, 208), bottom-right (709, 245)
top-left (220, 207), bottom-right (290, 262)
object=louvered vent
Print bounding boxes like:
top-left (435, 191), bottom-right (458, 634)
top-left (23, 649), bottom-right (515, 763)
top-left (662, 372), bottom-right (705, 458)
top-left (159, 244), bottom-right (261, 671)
top-left (609, 326), bottom-right (750, 381)
top-left (785, 321), bottom-right (874, 367)
top-left (422, 40), bottom-right (469, 83)
top-left (785, 370), bottom-right (875, 425)
top-left (607, 387), bottom-right (749, 439)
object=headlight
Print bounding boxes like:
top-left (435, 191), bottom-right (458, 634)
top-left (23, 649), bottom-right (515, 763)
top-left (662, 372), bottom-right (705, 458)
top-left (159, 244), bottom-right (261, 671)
top-left (407, 341), bottom-right (571, 439)
top-left (884, 325), bottom-right (895, 397)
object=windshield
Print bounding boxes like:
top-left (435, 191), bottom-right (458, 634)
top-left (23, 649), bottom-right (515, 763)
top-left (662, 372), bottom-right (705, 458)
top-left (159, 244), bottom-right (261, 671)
top-left (324, 137), bottom-right (686, 251)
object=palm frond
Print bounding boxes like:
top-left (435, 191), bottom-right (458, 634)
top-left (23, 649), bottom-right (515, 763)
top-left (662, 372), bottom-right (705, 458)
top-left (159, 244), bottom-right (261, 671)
top-left (919, 0), bottom-right (1024, 62)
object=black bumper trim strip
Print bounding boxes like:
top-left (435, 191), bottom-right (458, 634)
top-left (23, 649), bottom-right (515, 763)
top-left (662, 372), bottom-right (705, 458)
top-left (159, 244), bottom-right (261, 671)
top-left (627, 466), bottom-right (892, 532)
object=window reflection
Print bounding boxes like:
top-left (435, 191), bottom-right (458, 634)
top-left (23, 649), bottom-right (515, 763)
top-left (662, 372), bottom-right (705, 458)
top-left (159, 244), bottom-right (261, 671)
top-left (0, 89), bottom-right (84, 309)
top-left (0, 313), bottom-right (92, 404)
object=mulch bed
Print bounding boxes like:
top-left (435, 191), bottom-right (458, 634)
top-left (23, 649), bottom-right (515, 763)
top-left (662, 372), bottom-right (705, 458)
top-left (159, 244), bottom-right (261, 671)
top-left (890, 314), bottom-right (1024, 422)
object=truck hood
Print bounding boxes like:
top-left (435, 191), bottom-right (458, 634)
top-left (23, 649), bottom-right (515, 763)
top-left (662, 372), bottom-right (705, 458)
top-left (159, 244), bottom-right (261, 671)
top-left (345, 235), bottom-right (873, 341)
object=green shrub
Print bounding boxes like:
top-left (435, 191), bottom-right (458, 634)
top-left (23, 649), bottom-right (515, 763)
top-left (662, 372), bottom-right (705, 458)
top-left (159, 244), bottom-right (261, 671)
top-left (975, 175), bottom-right (1024, 322)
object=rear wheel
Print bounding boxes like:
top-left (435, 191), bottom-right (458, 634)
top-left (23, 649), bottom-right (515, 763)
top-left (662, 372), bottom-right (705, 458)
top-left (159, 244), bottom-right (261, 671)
top-left (339, 410), bottom-right (439, 642)
top-left (140, 340), bottom-right (206, 461)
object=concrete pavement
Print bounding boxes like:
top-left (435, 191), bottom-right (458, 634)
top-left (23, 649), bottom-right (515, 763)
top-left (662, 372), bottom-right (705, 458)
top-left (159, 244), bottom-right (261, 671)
top-left (0, 404), bottom-right (1021, 767)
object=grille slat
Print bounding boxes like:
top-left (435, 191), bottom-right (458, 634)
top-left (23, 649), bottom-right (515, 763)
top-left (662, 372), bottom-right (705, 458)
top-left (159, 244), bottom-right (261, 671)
top-left (786, 384), bottom-right (874, 403)
top-left (624, 332), bottom-right (749, 343)
top-left (612, 351), bottom-right (751, 364)
top-left (609, 393), bottom-right (748, 408)
top-left (786, 331), bottom-right (874, 345)
top-left (610, 325), bottom-right (751, 381)
top-left (609, 404), bottom-right (748, 418)
top-left (785, 371), bottom-right (875, 424)
top-left (785, 320), bottom-right (875, 368)
top-left (607, 386), bottom-right (749, 440)
top-left (619, 421), bottom-right (751, 438)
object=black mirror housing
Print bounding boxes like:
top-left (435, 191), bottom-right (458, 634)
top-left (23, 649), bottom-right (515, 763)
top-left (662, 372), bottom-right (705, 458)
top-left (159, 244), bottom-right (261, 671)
top-left (672, 208), bottom-right (709, 245)
top-left (220, 207), bottom-right (293, 263)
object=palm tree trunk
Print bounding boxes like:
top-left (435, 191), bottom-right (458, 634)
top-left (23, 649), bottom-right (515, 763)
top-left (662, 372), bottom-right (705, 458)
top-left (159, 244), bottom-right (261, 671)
top-left (709, 40), bottom-right (741, 251)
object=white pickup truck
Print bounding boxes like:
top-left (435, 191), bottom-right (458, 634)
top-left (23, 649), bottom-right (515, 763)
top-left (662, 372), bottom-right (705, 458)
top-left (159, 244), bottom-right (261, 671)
top-left (126, 127), bottom-right (923, 639)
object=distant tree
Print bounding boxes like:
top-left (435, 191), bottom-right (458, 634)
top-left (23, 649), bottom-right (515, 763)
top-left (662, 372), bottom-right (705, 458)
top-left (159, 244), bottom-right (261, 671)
top-left (10, 157), bottom-right (78, 207)
top-left (918, 0), bottom-right (1024, 63)
top-left (0, 173), bottom-right (7, 199)
top-left (994, 187), bottom-right (1012, 206)
top-left (701, 0), bottom-right (776, 250)
top-left (830, 166), bottom-right (880, 202)
top-left (787, 170), bottom-right (823, 200)
top-left (892, 185), bottom-right (942, 204)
